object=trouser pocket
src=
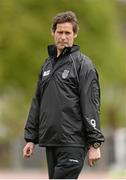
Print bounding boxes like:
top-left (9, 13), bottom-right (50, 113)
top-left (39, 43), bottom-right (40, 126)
top-left (53, 147), bottom-right (86, 179)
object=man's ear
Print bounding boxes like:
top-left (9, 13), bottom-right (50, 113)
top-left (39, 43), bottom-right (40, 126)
top-left (51, 30), bottom-right (54, 36)
top-left (74, 33), bottom-right (77, 38)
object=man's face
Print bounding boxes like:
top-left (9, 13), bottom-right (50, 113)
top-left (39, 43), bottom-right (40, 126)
top-left (52, 22), bottom-right (77, 52)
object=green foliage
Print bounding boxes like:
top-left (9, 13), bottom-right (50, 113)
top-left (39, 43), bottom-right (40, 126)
top-left (0, 0), bottom-right (126, 140)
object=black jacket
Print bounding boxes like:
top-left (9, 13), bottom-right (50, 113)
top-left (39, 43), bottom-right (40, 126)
top-left (24, 45), bottom-right (104, 147)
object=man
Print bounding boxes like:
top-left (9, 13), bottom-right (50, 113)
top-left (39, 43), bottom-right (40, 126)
top-left (23, 11), bottom-right (105, 179)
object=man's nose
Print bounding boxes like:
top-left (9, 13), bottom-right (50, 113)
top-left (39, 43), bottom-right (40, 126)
top-left (61, 33), bottom-right (66, 39)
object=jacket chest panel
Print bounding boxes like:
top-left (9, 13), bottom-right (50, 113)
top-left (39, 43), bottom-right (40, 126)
top-left (41, 63), bottom-right (52, 84)
top-left (41, 58), bottom-right (79, 92)
top-left (54, 63), bottom-right (72, 83)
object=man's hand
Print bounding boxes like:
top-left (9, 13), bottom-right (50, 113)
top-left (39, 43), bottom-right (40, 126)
top-left (23, 142), bottom-right (35, 159)
top-left (87, 146), bottom-right (101, 167)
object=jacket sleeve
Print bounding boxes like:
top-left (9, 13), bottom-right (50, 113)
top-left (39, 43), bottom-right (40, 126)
top-left (24, 68), bottom-right (42, 144)
top-left (79, 57), bottom-right (105, 145)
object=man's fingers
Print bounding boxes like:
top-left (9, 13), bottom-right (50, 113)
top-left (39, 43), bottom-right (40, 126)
top-left (88, 158), bottom-right (95, 167)
top-left (23, 142), bottom-right (35, 159)
top-left (29, 147), bottom-right (33, 155)
top-left (23, 147), bottom-right (32, 158)
top-left (88, 158), bottom-right (100, 167)
top-left (87, 147), bottom-right (101, 167)
top-left (88, 158), bottom-right (92, 167)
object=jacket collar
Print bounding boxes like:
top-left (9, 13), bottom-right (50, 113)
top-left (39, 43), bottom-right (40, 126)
top-left (47, 44), bottom-right (80, 58)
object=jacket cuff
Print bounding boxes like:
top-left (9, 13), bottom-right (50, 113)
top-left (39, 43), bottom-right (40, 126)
top-left (25, 138), bottom-right (38, 144)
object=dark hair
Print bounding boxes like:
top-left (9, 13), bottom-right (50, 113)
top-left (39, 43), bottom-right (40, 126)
top-left (51, 11), bottom-right (79, 34)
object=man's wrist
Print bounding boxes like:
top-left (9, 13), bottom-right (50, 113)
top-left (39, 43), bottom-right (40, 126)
top-left (90, 142), bottom-right (101, 149)
top-left (25, 138), bottom-right (37, 144)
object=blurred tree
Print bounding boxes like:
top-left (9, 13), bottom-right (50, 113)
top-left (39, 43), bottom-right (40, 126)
top-left (0, 0), bottom-right (126, 141)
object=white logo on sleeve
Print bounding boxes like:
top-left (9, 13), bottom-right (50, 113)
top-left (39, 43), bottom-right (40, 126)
top-left (90, 119), bottom-right (96, 129)
top-left (43, 70), bottom-right (50, 77)
top-left (69, 159), bottom-right (79, 163)
top-left (62, 70), bottom-right (69, 79)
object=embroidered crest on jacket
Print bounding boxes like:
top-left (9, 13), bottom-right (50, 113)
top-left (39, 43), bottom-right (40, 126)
top-left (62, 70), bottom-right (69, 79)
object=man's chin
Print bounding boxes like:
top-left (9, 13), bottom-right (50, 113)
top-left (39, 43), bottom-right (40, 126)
top-left (57, 46), bottom-right (65, 51)
top-left (58, 44), bottom-right (70, 49)
top-left (60, 45), bottom-right (66, 48)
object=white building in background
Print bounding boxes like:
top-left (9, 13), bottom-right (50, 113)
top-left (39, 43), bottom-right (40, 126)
top-left (113, 128), bottom-right (126, 170)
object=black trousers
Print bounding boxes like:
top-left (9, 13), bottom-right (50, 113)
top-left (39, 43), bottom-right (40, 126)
top-left (46, 146), bottom-right (87, 179)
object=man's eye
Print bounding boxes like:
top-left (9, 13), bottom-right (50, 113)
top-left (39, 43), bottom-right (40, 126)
top-left (65, 32), bottom-right (70, 35)
top-left (58, 32), bottom-right (63, 34)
